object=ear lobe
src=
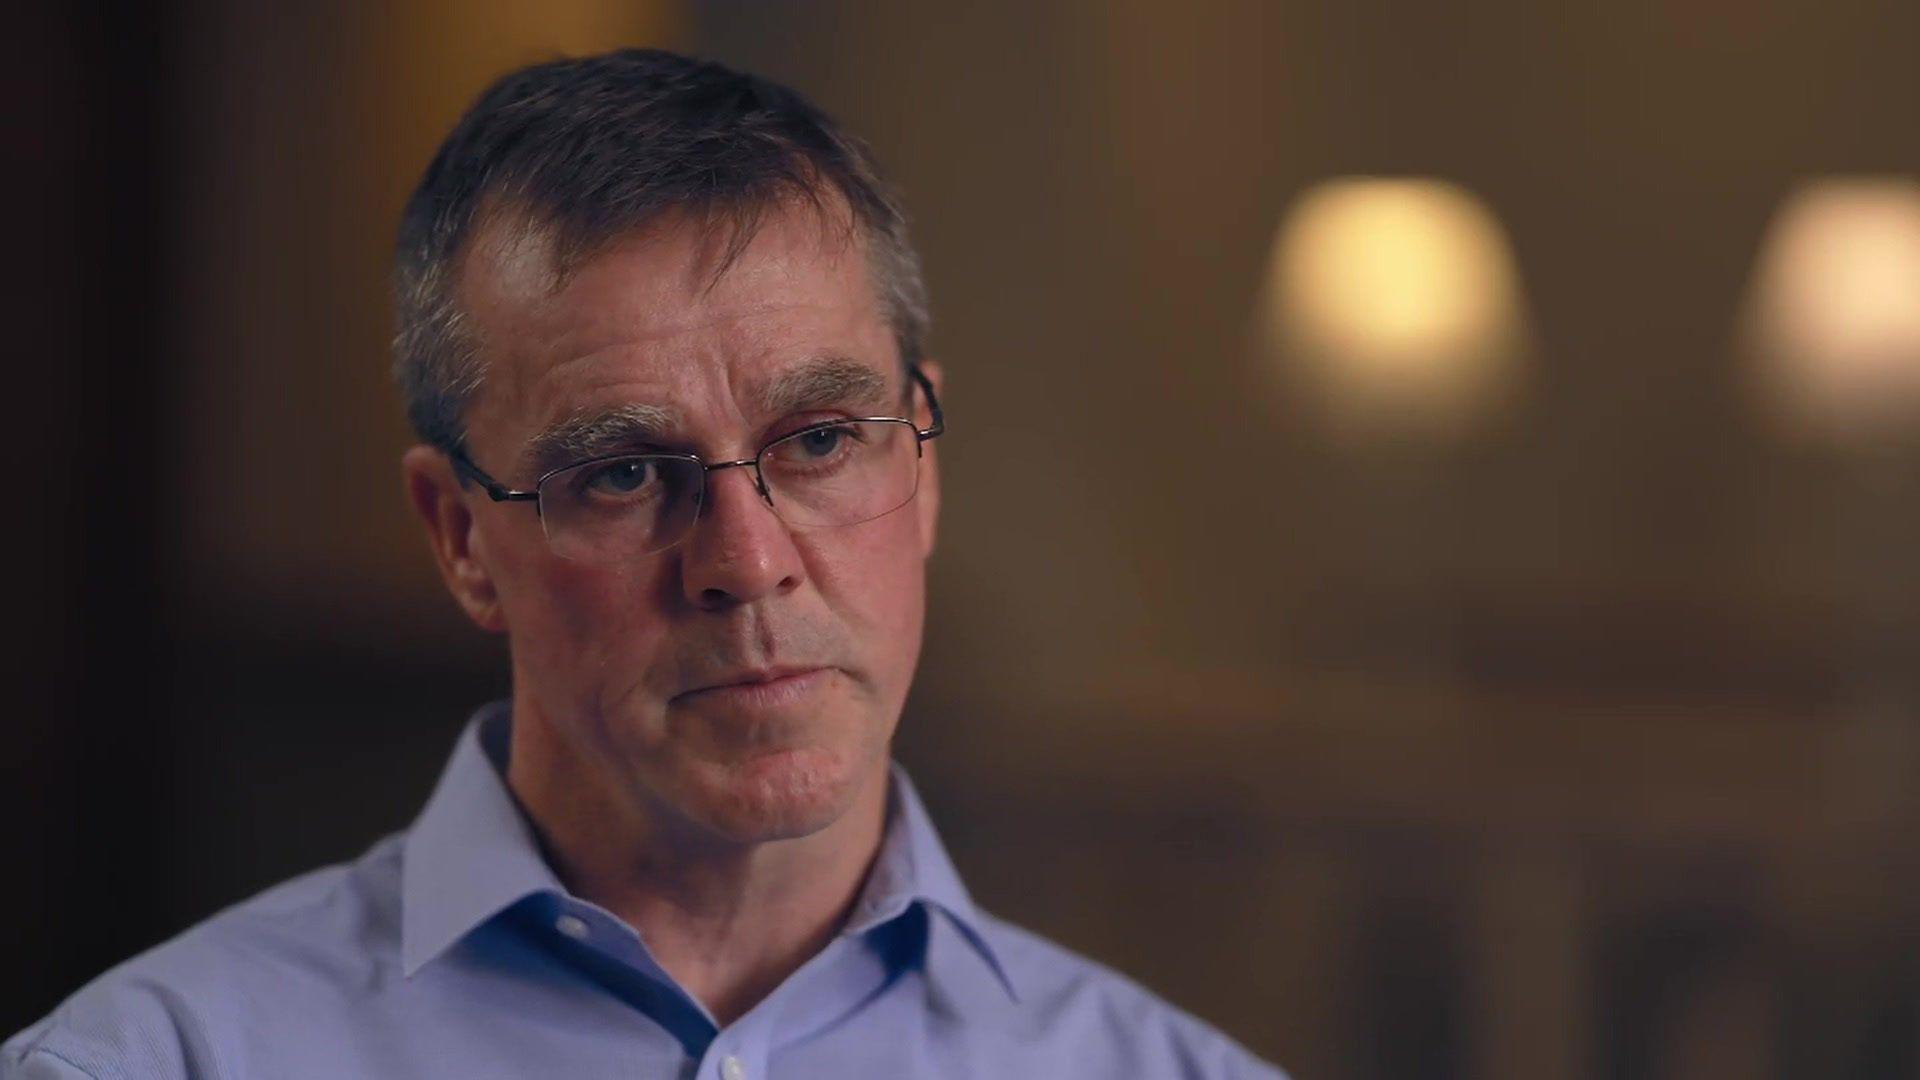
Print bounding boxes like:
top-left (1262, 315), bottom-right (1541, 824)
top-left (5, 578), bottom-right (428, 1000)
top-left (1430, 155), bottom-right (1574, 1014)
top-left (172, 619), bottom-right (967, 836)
top-left (401, 445), bottom-right (507, 633)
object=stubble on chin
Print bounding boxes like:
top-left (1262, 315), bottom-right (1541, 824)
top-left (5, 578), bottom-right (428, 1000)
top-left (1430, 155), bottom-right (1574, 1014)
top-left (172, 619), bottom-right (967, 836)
top-left (659, 718), bottom-right (890, 844)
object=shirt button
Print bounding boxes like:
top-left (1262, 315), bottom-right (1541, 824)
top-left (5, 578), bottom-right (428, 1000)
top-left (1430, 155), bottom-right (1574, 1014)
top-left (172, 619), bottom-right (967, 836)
top-left (554, 914), bottom-right (591, 941)
top-left (720, 1054), bottom-right (746, 1080)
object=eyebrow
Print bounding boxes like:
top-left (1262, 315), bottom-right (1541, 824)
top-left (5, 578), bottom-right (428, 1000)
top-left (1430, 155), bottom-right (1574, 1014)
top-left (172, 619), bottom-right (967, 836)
top-left (520, 401), bottom-right (679, 477)
top-left (515, 356), bottom-right (895, 477)
top-left (755, 355), bottom-right (893, 417)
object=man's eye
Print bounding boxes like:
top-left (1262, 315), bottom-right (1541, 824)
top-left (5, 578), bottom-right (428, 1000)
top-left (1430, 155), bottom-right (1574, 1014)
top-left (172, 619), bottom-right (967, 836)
top-left (582, 458), bottom-right (659, 496)
top-left (795, 426), bottom-right (848, 457)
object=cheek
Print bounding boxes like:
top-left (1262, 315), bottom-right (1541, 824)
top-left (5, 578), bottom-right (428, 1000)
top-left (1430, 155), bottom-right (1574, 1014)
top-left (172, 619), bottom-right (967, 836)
top-left (499, 543), bottom-right (678, 699)
top-left (807, 514), bottom-right (928, 668)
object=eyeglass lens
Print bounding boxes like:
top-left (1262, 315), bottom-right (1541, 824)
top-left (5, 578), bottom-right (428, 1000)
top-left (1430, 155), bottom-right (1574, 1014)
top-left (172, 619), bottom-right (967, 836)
top-left (535, 419), bottom-right (921, 560)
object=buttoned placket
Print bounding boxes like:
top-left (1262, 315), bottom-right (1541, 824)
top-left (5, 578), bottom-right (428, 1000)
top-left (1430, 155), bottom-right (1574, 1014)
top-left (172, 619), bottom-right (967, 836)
top-left (699, 1042), bottom-right (761, 1080)
top-left (537, 895), bottom-right (896, 1080)
top-left (688, 925), bottom-right (897, 1080)
top-left (692, 1004), bottom-right (772, 1080)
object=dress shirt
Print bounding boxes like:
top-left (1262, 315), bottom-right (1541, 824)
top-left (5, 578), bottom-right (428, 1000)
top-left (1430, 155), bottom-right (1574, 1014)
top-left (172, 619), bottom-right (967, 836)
top-left (6, 701), bottom-right (1284, 1078)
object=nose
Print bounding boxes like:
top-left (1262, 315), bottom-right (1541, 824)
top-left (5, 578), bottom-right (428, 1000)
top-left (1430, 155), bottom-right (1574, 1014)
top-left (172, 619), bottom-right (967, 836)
top-left (677, 463), bottom-right (804, 610)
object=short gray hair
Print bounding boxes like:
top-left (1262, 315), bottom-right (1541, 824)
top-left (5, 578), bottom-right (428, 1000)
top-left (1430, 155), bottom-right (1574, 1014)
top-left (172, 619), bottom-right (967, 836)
top-left (392, 49), bottom-right (930, 454)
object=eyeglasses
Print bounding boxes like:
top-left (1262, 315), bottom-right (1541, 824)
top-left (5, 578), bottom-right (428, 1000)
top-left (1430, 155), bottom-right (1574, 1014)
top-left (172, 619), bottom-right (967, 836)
top-left (447, 365), bottom-right (944, 561)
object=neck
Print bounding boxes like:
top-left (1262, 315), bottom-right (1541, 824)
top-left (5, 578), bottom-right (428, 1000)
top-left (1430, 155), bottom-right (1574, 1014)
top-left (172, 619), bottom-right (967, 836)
top-left (504, 698), bottom-right (890, 1026)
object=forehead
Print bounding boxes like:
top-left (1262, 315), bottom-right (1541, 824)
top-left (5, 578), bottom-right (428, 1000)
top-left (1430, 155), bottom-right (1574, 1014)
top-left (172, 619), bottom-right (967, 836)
top-left (456, 201), bottom-right (896, 455)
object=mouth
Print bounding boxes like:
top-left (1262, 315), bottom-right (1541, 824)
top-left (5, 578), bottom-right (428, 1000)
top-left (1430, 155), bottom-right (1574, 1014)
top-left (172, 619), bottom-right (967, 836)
top-left (676, 667), bottom-right (835, 712)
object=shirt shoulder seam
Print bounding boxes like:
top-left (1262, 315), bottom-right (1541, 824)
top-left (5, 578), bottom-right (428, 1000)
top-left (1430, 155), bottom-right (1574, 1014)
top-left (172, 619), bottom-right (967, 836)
top-left (13, 1042), bottom-right (107, 1080)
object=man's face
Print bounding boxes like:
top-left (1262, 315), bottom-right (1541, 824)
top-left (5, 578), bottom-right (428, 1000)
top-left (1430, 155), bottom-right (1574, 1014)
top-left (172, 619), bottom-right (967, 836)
top-left (429, 203), bottom-right (939, 845)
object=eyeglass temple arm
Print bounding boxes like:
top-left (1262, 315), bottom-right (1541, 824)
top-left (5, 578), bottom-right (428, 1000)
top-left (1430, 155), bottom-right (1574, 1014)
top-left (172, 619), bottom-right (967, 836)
top-left (448, 446), bottom-right (538, 503)
top-left (910, 364), bottom-right (944, 440)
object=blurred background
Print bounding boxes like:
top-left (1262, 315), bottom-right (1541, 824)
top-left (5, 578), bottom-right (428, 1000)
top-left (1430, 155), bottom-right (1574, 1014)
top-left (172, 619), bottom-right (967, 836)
top-left (14, 1), bottom-right (1920, 1077)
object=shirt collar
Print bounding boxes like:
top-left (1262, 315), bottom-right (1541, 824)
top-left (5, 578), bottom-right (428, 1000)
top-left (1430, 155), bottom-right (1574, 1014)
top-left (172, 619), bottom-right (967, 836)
top-left (400, 701), bottom-right (1019, 1003)
top-left (400, 701), bottom-right (562, 977)
top-left (846, 763), bottom-right (1020, 1002)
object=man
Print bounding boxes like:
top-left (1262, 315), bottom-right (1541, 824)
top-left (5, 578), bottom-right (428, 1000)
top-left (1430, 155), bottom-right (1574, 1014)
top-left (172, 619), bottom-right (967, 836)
top-left (7, 49), bottom-right (1283, 1078)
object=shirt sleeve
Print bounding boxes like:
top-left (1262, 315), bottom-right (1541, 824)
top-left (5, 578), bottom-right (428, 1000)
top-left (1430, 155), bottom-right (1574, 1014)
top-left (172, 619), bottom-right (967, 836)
top-left (2, 984), bottom-right (200, 1080)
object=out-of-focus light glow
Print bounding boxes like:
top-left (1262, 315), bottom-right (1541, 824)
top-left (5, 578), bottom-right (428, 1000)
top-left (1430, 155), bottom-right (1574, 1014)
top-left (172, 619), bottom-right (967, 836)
top-left (1260, 178), bottom-right (1528, 441)
top-left (1744, 177), bottom-right (1920, 440)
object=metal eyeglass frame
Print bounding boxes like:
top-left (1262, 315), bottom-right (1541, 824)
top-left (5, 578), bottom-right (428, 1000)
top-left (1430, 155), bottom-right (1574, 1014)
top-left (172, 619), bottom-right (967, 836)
top-left (446, 363), bottom-right (944, 528)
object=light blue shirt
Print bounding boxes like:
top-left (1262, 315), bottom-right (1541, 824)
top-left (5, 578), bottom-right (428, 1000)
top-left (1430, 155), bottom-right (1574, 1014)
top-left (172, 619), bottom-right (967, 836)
top-left (7, 702), bottom-right (1284, 1078)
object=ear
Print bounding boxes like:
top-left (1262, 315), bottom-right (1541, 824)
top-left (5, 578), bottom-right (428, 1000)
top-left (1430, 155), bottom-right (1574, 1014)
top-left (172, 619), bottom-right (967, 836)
top-left (402, 445), bottom-right (508, 633)
top-left (913, 360), bottom-right (944, 558)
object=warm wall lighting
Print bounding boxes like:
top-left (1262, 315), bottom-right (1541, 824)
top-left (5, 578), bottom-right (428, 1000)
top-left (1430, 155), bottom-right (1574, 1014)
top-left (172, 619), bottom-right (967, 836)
top-left (1259, 178), bottom-right (1528, 442)
top-left (1743, 177), bottom-right (1920, 441)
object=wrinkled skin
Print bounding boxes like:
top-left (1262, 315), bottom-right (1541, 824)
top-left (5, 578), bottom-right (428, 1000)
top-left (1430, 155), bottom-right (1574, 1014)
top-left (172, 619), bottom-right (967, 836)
top-left (403, 203), bottom-right (942, 860)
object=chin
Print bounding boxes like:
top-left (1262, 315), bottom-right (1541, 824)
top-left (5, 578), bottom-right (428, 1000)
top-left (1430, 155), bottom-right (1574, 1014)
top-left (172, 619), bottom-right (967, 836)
top-left (679, 744), bottom-right (873, 843)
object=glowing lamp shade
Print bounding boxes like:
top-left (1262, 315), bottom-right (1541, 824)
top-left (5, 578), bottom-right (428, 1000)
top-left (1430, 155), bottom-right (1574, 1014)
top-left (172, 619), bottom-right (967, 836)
top-left (1744, 177), bottom-right (1920, 440)
top-left (1260, 178), bottom-right (1528, 441)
